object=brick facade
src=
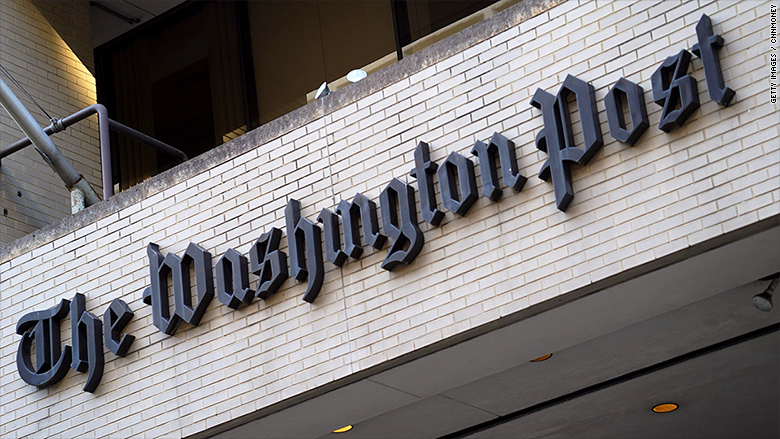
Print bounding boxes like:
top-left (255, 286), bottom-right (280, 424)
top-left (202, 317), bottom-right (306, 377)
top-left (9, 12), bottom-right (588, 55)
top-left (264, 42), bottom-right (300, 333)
top-left (1, 0), bottom-right (778, 437)
top-left (0, 0), bottom-right (101, 245)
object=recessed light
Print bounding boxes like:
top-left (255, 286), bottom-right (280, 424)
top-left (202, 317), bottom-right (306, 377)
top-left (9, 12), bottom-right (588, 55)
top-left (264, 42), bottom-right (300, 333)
top-left (652, 403), bottom-right (678, 413)
top-left (530, 353), bottom-right (553, 362)
top-left (333, 425), bottom-right (353, 433)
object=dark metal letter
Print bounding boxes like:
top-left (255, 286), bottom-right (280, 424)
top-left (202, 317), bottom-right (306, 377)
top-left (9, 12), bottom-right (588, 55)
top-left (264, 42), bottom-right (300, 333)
top-left (103, 298), bottom-right (134, 356)
top-left (142, 242), bottom-right (213, 335)
top-left (530, 74), bottom-right (602, 211)
top-left (16, 299), bottom-right (72, 388)
top-left (249, 227), bottom-right (289, 300)
top-left (142, 243), bottom-right (180, 335)
top-left (471, 132), bottom-right (527, 201)
top-left (438, 151), bottom-right (478, 216)
top-left (70, 293), bottom-right (103, 393)
top-left (557, 74), bottom-right (603, 164)
top-left (651, 49), bottom-right (699, 132)
top-left (216, 248), bottom-right (254, 309)
top-left (70, 293), bottom-right (89, 372)
top-left (337, 193), bottom-right (387, 259)
top-left (285, 199), bottom-right (324, 303)
top-left (531, 88), bottom-right (573, 211)
top-left (604, 78), bottom-right (649, 146)
top-left (317, 208), bottom-right (348, 266)
top-left (379, 178), bottom-right (424, 271)
top-left (176, 243), bottom-right (214, 326)
top-left (409, 141), bottom-right (444, 226)
top-left (692, 14), bottom-right (735, 106)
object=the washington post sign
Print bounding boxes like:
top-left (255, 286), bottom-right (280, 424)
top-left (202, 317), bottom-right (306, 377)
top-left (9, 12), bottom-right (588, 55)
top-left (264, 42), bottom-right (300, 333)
top-left (15, 15), bottom-right (735, 393)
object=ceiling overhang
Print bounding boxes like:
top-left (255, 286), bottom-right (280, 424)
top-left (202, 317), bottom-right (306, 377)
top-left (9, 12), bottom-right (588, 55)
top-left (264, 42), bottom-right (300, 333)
top-left (200, 218), bottom-right (780, 438)
top-left (91, 0), bottom-right (187, 48)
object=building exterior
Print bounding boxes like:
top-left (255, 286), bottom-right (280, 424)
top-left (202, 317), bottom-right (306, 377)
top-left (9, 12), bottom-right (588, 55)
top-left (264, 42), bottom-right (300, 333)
top-left (1, 0), bottom-right (779, 438)
top-left (0, 0), bottom-right (102, 243)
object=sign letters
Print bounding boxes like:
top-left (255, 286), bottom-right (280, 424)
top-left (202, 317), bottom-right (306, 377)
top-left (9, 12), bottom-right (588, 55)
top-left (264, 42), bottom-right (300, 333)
top-left (531, 74), bottom-right (603, 211)
top-left (16, 14), bottom-right (735, 393)
top-left (16, 293), bottom-right (133, 393)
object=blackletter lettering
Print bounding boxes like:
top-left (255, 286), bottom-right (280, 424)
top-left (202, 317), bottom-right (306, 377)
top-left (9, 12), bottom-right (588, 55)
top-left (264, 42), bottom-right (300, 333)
top-left (177, 243), bottom-right (214, 325)
top-left (471, 132), bottom-right (526, 201)
top-left (380, 178), bottom-right (424, 270)
top-left (249, 227), bottom-right (289, 299)
top-left (337, 193), bottom-right (387, 259)
top-left (70, 293), bottom-right (89, 372)
top-left (143, 243), bottom-right (180, 334)
top-left (285, 199), bottom-right (324, 303)
top-left (651, 49), bottom-right (699, 132)
top-left (604, 78), bottom-right (649, 146)
top-left (142, 242), bottom-right (214, 335)
top-left (692, 14), bottom-right (735, 106)
top-left (70, 293), bottom-right (104, 393)
top-left (16, 299), bottom-right (72, 388)
top-left (216, 248), bottom-right (254, 309)
top-left (409, 141), bottom-right (444, 226)
top-left (17, 295), bottom-right (108, 393)
top-left (438, 151), bottom-right (479, 216)
top-left (317, 208), bottom-right (348, 266)
top-left (103, 298), bottom-right (134, 356)
top-left (530, 74), bottom-right (603, 211)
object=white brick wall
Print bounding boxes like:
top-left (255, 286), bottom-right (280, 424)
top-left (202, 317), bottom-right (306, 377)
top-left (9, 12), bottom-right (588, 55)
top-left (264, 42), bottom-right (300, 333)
top-left (0, 0), bottom-right (101, 245)
top-left (1, 0), bottom-right (778, 437)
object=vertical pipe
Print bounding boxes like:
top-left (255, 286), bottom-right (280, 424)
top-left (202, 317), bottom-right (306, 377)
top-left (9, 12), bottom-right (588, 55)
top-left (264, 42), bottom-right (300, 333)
top-left (391, 0), bottom-right (411, 61)
top-left (93, 104), bottom-right (114, 199)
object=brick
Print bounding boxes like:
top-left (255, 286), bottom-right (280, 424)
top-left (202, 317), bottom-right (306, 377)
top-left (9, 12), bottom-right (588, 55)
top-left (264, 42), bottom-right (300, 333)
top-left (2, 2), bottom-right (776, 438)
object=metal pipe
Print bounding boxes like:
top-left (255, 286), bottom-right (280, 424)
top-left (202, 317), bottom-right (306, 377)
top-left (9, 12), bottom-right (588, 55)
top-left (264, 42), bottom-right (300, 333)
top-left (108, 119), bottom-right (188, 163)
top-left (93, 104), bottom-right (112, 199)
top-left (391, 0), bottom-right (411, 61)
top-left (0, 107), bottom-right (97, 156)
top-left (0, 124), bottom-right (54, 157)
top-left (1, 103), bottom-right (189, 199)
top-left (0, 76), bottom-right (81, 185)
top-left (1, 111), bottom-right (187, 162)
top-left (54, 104), bottom-right (112, 199)
top-left (0, 76), bottom-right (101, 206)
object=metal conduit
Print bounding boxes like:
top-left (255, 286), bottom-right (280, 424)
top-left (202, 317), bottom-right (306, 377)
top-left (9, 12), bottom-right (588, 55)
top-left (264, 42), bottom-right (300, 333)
top-left (0, 103), bottom-right (188, 200)
top-left (0, 76), bottom-right (101, 206)
top-left (107, 119), bottom-right (188, 163)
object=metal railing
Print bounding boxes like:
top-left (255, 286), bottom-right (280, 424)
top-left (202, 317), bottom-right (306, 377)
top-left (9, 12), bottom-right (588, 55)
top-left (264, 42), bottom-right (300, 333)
top-left (0, 103), bottom-right (188, 200)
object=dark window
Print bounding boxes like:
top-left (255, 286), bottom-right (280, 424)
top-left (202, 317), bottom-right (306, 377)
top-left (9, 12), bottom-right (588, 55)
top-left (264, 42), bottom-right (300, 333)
top-left (95, 0), bottom-right (498, 191)
top-left (96, 1), bottom-right (255, 190)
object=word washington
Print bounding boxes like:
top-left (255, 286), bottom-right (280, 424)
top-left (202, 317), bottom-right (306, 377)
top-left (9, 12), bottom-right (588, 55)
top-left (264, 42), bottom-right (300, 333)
top-left (16, 15), bottom-right (734, 393)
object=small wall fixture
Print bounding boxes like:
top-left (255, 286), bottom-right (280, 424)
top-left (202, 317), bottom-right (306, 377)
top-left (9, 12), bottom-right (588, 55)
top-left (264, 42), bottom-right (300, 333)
top-left (347, 69), bottom-right (367, 83)
top-left (753, 274), bottom-right (778, 312)
top-left (652, 403), bottom-right (679, 413)
top-left (315, 82), bottom-right (331, 100)
top-left (333, 425), bottom-right (353, 433)
top-left (530, 353), bottom-right (553, 362)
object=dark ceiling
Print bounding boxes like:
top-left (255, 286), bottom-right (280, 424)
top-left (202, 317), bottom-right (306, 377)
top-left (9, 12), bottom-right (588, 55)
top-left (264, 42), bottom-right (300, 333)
top-left (91, 0), bottom-right (185, 47)
top-left (206, 224), bottom-right (780, 438)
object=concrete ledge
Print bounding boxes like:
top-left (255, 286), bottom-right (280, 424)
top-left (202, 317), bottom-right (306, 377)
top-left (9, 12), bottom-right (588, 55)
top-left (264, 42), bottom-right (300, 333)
top-left (0, 0), bottom-right (564, 264)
